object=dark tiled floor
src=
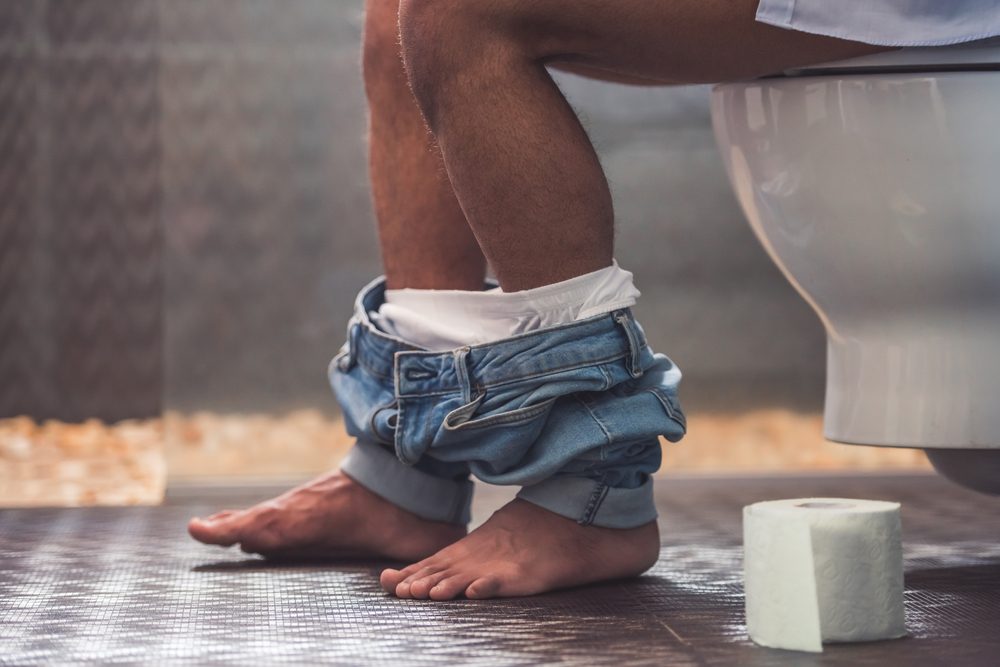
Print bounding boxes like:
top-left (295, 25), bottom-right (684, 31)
top-left (2, 474), bottom-right (999, 665)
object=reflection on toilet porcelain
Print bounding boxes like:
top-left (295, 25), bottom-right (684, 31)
top-left (711, 69), bottom-right (1000, 493)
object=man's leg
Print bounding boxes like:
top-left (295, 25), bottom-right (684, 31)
top-left (364, 0), bottom-right (486, 290)
top-left (393, 0), bottom-right (885, 292)
top-left (380, 0), bottom-right (888, 598)
top-left (187, 0), bottom-right (482, 559)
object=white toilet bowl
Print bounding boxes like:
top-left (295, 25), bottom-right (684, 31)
top-left (710, 38), bottom-right (1000, 492)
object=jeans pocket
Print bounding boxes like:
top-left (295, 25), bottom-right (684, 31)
top-left (443, 394), bottom-right (558, 431)
top-left (427, 391), bottom-right (558, 474)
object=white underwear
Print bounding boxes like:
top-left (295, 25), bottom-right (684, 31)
top-left (372, 260), bottom-right (641, 351)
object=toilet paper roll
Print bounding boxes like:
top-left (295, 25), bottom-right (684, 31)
top-left (743, 498), bottom-right (906, 653)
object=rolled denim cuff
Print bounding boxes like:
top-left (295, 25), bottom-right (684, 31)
top-left (339, 438), bottom-right (473, 526)
top-left (516, 476), bottom-right (658, 529)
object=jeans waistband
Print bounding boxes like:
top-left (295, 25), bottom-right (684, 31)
top-left (338, 276), bottom-right (652, 396)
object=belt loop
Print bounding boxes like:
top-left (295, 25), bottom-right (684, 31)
top-left (613, 310), bottom-right (644, 379)
top-left (453, 346), bottom-right (473, 403)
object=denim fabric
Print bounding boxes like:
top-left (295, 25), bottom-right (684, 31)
top-left (331, 276), bottom-right (686, 529)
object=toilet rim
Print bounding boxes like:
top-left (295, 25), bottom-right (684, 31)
top-left (776, 36), bottom-right (1000, 76)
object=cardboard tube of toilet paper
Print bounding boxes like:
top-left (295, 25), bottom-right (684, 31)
top-left (743, 498), bottom-right (906, 652)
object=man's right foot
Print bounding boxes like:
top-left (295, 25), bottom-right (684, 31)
top-left (379, 498), bottom-right (660, 600)
top-left (188, 471), bottom-right (465, 561)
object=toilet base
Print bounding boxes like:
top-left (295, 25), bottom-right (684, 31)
top-left (924, 449), bottom-right (1000, 495)
top-left (823, 320), bottom-right (1000, 449)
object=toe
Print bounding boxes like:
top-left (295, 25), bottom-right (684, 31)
top-left (396, 565), bottom-right (439, 599)
top-left (236, 524), bottom-right (284, 555)
top-left (465, 576), bottom-right (502, 600)
top-left (379, 568), bottom-right (403, 593)
top-left (188, 512), bottom-right (246, 546)
top-left (395, 579), bottom-right (416, 599)
top-left (401, 566), bottom-right (435, 586)
top-left (429, 573), bottom-right (476, 601)
top-left (380, 562), bottom-right (424, 594)
top-left (408, 570), bottom-right (451, 599)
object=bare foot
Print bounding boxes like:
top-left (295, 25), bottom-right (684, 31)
top-left (188, 472), bottom-right (465, 561)
top-left (379, 498), bottom-right (660, 600)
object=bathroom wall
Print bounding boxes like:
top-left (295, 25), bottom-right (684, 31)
top-left (0, 0), bottom-right (163, 423)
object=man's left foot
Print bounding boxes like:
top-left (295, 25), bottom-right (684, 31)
top-left (379, 498), bottom-right (660, 600)
top-left (187, 471), bottom-right (465, 562)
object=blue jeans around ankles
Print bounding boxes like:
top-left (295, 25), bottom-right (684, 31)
top-left (330, 276), bottom-right (686, 529)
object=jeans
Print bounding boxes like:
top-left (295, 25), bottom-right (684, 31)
top-left (331, 276), bottom-right (686, 529)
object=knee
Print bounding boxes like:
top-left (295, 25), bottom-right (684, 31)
top-left (362, 0), bottom-right (404, 91)
top-left (397, 0), bottom-right (517, 126)
top-left (397, 0), bottom-right (473, 85)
